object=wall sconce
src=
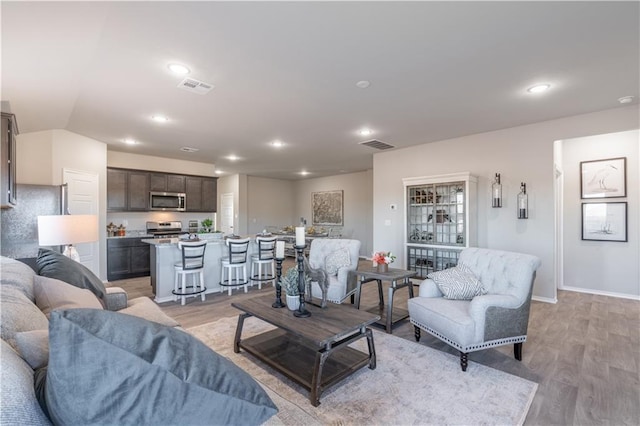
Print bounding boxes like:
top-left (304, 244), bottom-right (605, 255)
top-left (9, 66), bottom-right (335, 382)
top-left (517, 183), bottom-right (528, 219)
top-left (492, 173), bottom-right (502, 208)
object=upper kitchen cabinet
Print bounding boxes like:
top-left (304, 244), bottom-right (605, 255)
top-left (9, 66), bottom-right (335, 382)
top-left (107, 168), bottom-right (149, 212)
top-left (1, 112), bottom-right (18, 208)
top-left (185, 176), bottom-right (217, 212)
top-left (201, 178), bottom-right (217, 212)
top-left (149, 173), bottom-right (185, 193)
top-left (107, 168), bottom-right (127, 211)
top-left (127, 171), bottom-right (149, 211)
top-left (107, 168), bottom-right (216, 212)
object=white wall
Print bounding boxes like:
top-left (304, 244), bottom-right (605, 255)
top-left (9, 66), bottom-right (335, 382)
top-left (246, 176), bottom-right (295, 233)
top-left (107, 151), bottom-right (215, 176)
top-left (293, 170), bottom-right (374, 256)
top-left (373, 105), bottom-right (639, 301)
top-left (561, 129), bottom-right (639, 298)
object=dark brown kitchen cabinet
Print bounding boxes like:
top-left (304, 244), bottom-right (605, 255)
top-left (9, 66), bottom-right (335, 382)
top-left (107, 168), bottom-right (148, 212)
top-left (127, 171), bottom-right (149, 211)
top-left (150, 173), bottom-right (185, 193)
top-left (107, 237), bottom-right (150, 281)
top-left (107, 167), bottom-right (216, 212)
top-left (201, 178), bottom-right (217, 212)
top-left (185, 177), bottom-right (203, 211)
top-left (1, 112), bottom-right (18, 207)
top-left (107, 168), bottom-right (127, 211)
top-left (184, 176), bottom-right (217, 212)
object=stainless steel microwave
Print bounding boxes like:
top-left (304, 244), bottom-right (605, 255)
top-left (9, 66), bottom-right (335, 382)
top-left (149, 192), bottom-right (186, 211)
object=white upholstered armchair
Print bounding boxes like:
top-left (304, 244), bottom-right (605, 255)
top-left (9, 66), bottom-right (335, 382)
top-left (408, 247), bottom-right (541, 371)
top-left (307, 238), bottom-right (361, 304)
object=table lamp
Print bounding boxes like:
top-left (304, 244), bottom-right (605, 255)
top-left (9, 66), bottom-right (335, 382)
top-left (37, 215), bottom-right (99, 261)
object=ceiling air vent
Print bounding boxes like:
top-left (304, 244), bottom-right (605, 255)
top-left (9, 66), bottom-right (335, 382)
top-left (177, 78), bottom-right (214, 95)
top-left (180, 146), bottom-right (199, 153)
top-left (359, 139), bottom-right (395, 150)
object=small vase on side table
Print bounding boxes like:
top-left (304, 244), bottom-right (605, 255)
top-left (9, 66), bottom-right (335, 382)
top-left (376, 263), bottom-right (389, 273)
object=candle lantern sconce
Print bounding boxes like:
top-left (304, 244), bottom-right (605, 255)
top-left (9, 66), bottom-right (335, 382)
top-left (517, 182), bottom-right (528, 219)
top-left (492, 173), bottom-right (502, 208)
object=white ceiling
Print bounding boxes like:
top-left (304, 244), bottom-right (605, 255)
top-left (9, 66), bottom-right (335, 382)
top-left (2, 1), bottom-right (638, 180)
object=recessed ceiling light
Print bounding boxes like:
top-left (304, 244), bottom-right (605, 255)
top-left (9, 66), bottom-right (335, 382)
top-left (356, 80), bottom-right (371, 89)
top-left (527, 84), bottom-right (551, 94)
top-left (168, 63), bottom-right (190, 75)
top-left (180, 147), bottom-right (199, 153)
top-left (359, 128), bottom-right (373, 137)
top-left (226, 155), bottom-right (240, 161)
top-left (299, 171), bottom-right (310, 176)
top-left (215, 170), bottom-right (224, 175)
top-left (618, 96), bottom-right (634, 104)
top-left (123, 138), bottom-right (137, 145)
top-left (151, 115), bottom-right (169, 123)
top-left (271, 140), bottom-right (284, 148)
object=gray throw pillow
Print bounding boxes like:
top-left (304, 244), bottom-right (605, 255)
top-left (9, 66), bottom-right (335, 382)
top-left (428, 264), bottom-right (487, 300)
top-left (36, 249), bottom-right (107, 302)
top-left (40, 309), bottom-right (278, 425)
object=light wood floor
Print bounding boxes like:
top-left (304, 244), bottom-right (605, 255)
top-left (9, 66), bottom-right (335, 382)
top-left (112, 261), bottom-right (640, 426)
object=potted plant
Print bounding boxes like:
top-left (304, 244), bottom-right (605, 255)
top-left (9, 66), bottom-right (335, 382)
top-left (200, 218), bottom-right (213, 233)
top-left (280, 267), bottom-right (310, 311)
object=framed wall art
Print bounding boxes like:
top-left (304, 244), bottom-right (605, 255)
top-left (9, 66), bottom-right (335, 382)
top-left (312, 190), bottom-right (343, 226)
top-left (580, 157), bottom-right (626, 199)
top-left (581, 202), bottom-right (627, 242)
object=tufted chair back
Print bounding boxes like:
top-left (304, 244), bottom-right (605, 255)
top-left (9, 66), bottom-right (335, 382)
top-left (458, 247), bottom-right (541, 304)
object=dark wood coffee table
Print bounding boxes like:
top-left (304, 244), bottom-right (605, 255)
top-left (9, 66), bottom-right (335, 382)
top-left (232, 294), bottom-right (379, 406)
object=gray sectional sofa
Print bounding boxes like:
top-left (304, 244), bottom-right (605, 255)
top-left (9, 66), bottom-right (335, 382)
top-left (0, 255), bottom-right (179, 424)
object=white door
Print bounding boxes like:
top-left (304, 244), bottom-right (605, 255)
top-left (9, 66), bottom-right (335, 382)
top-left (63, 169), bottom-right (99, 276)
top-left (220, 192), bottom-right (234, 235)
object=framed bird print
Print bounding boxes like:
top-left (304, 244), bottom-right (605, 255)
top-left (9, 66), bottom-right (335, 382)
top-left (580, 157), bottom-right (626, 199)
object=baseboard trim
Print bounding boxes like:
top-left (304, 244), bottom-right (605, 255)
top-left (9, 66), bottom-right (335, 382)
top-left (532, 295), bottom-right (557, 304)
top-left (560, 285), bottom-right (640, 301)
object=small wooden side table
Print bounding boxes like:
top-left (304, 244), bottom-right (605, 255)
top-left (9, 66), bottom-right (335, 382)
top-left (350, 266), bottom-right (417, 333)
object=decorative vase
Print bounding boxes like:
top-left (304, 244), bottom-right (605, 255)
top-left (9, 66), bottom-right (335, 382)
top-left (376, 263), bottom-right (389, 273)
top-left (286, 295), bottom-right (300, 311)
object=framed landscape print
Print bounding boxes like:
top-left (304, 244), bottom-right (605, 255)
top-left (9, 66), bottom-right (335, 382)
top-left (581, 202), bottom-right (627, 242)
top-left (580, 157), bottom-right (626, 199)
top-left (312, 190), bottom-right (343, 226)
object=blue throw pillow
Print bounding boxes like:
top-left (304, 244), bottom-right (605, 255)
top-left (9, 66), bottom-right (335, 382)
top-left (36, 249), bottom-right (107, 302)
top-left (39, 309), bottom-right (278, 425)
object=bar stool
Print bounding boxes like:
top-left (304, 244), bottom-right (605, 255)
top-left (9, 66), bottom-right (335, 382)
top-left (173, 241), bottom-right (207, 305)
top-left (250, 236), bottom-right (277, 289)
top-left (220, 237), bottom-right (251, 296)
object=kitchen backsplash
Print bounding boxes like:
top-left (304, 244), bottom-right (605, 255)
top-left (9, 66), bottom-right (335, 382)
top-left (107, 212), bottom-right (216, 232)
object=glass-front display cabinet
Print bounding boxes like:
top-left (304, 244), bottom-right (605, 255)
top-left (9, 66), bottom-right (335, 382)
top-left (402, 173), bottom-right (477, 279)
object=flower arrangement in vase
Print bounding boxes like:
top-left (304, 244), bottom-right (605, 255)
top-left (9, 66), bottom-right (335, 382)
top-left (372, 251), bottom-right (396, 273)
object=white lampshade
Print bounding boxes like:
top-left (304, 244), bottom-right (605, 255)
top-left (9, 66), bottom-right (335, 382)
top-left (37, 215), bottom-right (99, 246)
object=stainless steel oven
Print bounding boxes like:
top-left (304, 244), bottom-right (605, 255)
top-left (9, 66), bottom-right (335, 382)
top-left (149, 192), bottom-right (186, 211)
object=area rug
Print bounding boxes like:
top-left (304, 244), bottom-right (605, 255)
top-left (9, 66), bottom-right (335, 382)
top-left (187, 316), bottom-right (537, 426)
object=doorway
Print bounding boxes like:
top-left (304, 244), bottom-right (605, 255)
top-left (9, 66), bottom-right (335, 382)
top-left (220, 192), bottom-right (234, 235)
top-left (63, 168), bottom-right (99, 276)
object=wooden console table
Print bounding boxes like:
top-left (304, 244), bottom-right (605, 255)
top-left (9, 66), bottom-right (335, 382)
top-left (232, 294), bottom-right (379, 406)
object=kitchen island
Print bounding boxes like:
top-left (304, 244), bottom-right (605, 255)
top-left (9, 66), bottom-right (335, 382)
top-left (143, 237), bottom-right (259, 303)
